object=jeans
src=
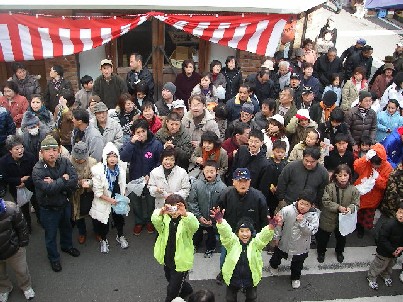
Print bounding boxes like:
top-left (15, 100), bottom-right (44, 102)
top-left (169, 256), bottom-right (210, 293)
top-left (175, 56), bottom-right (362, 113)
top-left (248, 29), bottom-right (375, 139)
top-left (129, 192), bottom-right (155, 225)
top-left (316, 227), bottom-right (346, 254)
top-left (269, 247), bottom-right (308, 280)
top-left (40, 204), bottom-right (74, 263)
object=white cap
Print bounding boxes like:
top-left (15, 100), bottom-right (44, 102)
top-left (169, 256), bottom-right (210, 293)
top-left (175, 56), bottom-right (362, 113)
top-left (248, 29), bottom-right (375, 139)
top-left (269, 114), bottom-right (284, 125)
top-left (172, 99), bottom-right (187, 109)
top-left (295, 108), bottom-right (310, 120)
top-left (100, 59), bottom-right (113, 69)
top-left (261, 59), bottom-right (274, 70)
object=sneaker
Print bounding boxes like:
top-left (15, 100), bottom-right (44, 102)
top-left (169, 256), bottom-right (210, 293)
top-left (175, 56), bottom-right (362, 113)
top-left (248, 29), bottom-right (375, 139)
top-left (116, 235), bottom-right (129, 249)
top-left (204, 249), bottom-right (215, 258)
top-left (215, 272), bottom-right (224, 286)
top-left (400, 271), bottom-right (403, 283)
top-left (0, 292), bottom-right (9, 302)
top-left (23, 288), bottom-right (35, 300)
top-left (367, 277), bottom-right (378, 290)
top-left (292, 280), bottom-right (300, 289)
top-left (268, 265), bottom-right (279, 276)
top-left (133, 224), bottom-right (143, 236)
top-left (146, 223), bottom-right (155, 234)
top-left (336, 253), bottom-right (344, 263)
top-left (382, 277), bottom-right (393, 287)
top-left (100, 240), bottom-right (109, 253)
top-left (317, 253), bottom-right (325, 263)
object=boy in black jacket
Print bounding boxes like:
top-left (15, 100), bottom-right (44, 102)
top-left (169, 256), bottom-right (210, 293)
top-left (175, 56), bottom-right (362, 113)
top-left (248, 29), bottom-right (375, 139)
top-left (367, 202), bottom-right (403, 290)
top-left (324, 133), bottom-right (354, 175)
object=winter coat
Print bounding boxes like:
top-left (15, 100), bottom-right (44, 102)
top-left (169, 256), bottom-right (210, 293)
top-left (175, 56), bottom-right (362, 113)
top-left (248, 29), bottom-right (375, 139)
top-left (274, 202), bottom-right (319, 256)
top-left (44, 78), bottom-right (74, 113)
top-left (301, 76), bottom-right (321, 100)
top-left (93, 74), bottom-right (128, 109)
top-left (231, 145), bottom-right (269, 189)
top-left (275, 101), bottom-right (298, 127)
top-left (379, 166), bottom-right (403, 218)
top-left (0, 95), bottom-right (29, 128)
top-left (341, 79), bottom-right (368, 111)
top-left (218, 219), bottom-right (274, 287)
top-left (217, 186), bottom-right (268, 232)
top-left (344, 52), bottom-right (373, 80)
top-left (244, 74), bottom-right (277, 103)
top-left (126, 67), bottom-right (154, 98)
top-left (221, 67), bottom-right (243, 101)
top-left (345, 106), bottom-right (377, 146)
top-left (187, 174), bottom-right (227, 226)
top-left (32, 157), bottom-right (78, 208)
top-left (11, 73), bottom-right (41, 101)
top-left (371, 74), bottom-right (393, 99)
top-left (191, 85), bottom-right (218, 106)
top-left (313, 54), bottom-right (343, 87)
top-left (152, 210), bottom-right (199, 272)
top-left (0, 107), bottom-right (16, 145)
top-left (353, 143), bottom-right (393, 209)
top-left (376, 219), bottom-right (403, 258)
top-left (21, 107), bottom-right (55, 133)
top-left (285, 116), bottom-right (318, 151)
top-left (381, 129), bottom-right (403, 169)
top-left (340, 45), bottom-right (361, 63)
top-left (276, 160), bottom-right (329, 206)
top-left (75, 88), bottom-right (93, 109)
top-left (155, 99), bottom-right (174, 117)
top-left (0, 202), bottom-right (29, 260)
top-left (225, 95), bottom-right (259, 123)
top-left (253, 112), bottom-right (270, 131)
top-left (148, 165), bottom-right (191, 208)
top-left (182, 110), bottom-right (220, 143)
top-left (155, 124), bottom-right (193, 170)
top-left (190, 147), bottom-right (228, 177)
top-left (319, 183), bottom-right (360, 233)
top-left (262, 131), bottom-right (290, 158)
top-left (22, 128), bottom-right (47, 162)
top-left (277, 72), bottom-right (291, 91)
top-left (91, 117), bottom-right (123, 150)
top-left (318, 121), bottom-right (354, 147)
top-left (120, 131), bottom-right (163, 181)
top-left (322, 85), bottom-right (342, 106)
top-left (54, 104), bottom-right (74, 146)
top-left (212, 72), bottom-right (227, 89)
top-left (225, 119), bottom-right (259, 139)
top-left (175, 72), bottom-right (201, 103)
top-left (324, 149), bottom-right (354, 172)
top-left (376, 110), bottom-right (403, 143)
top-left (288, 142), bottom-right (325, 165)
top-left (73, 124), bottom-right (104, 162)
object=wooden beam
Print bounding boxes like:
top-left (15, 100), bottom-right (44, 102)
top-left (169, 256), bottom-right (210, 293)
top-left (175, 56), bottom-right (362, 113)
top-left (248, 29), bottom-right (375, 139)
top-left (152, 17), bottom-right (165, 102)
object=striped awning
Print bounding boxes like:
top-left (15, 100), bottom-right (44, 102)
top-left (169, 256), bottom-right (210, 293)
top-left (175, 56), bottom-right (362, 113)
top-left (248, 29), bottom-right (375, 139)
top-left (0, 11), bottom-right (293, 62)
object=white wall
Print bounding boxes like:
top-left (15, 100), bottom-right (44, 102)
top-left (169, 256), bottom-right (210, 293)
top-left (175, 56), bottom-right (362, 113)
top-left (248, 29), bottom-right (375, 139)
top-left (209, 43), bottom-right (236, 68)
top-left (78, 45), bottom-right (106, 82)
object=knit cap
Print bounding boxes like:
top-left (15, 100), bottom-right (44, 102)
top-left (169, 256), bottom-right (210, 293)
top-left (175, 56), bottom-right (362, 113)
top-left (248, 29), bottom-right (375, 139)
top-left (93, 102), bottom-right (108, 113)
top-left (235, 217), bottom-right (255, 234)
top-left (23, 111), bottom-right (40, 129)
top-left (71, 141), bottom-right (89, 160)
top-left (359, 91), bottom-right (372, 102)
top-left (163, 82), bottom-right (176, 95)
top-left (41, 135), bottom-right (59, 150)
top-left (241, 102), bottom-right (254, 114)
top-left (322, 90), bottom-right (337, 107)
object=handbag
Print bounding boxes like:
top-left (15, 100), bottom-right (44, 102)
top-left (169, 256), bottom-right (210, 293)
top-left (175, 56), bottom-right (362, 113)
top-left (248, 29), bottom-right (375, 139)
top-left (79, 190), bottom-right (94, 216)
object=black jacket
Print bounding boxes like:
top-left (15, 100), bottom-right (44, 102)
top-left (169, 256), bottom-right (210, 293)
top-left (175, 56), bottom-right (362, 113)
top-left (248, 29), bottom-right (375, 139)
top-left (221, 67), bottom-right (243, 102)
top-left (340, 45), bottom-right (361, 63)
top-left (318, 121), bottom-right (354, 147)
top-left (0, 152), bottom-right (36, 200)
top-left (376, 219), bottom-right (403, 258)
top-left (0, 201), bottom-right (29, 260)
top-left (126, 67), bottom-right (155, 98)
top-left (231, 145), bottom-right (269, 189)
top-left (44, 78), bottom-right (73, 113)
top-left (313, 54), bottom-right (343, 86)
top-left (324, 149), bottom-right (354, 172)
top-left (244, 74), bottom-right (277, 103)
top-left (217, 187), bottom-right (268, 232)
top-left (344, 52), bottom-right (373, 80)
top-left (32, 157), bottom-right (78, 208)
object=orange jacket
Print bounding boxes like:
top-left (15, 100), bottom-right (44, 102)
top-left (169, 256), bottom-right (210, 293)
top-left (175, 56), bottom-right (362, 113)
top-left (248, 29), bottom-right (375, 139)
top-left (353, 143), bottom-right (393, 209)
top-left (0, 94), bottom-right (29, 128)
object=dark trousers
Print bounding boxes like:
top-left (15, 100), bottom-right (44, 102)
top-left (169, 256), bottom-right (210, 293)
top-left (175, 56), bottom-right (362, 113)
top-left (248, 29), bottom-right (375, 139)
top-left (40, 204), bottom-right (74, 263)
top-left (226, 285), bottom-right (257, 302)
top-left (269, 247), bottom-right (308, 280)
top-left (163, 265), bottom-right (193, 302)
top-left (316, 227), bottom-right (346, 254)
top-left (76, 218), bottom-right (87, 236)
top-left (193, 226), bottom-right (216, 251)
top-left (130, 192), bottom-right (155, 225)
top-left (92, 212), bottom-right (125, 240)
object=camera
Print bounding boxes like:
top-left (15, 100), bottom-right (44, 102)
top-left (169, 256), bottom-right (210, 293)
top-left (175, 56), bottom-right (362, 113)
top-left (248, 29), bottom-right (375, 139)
top-left (167, 205), bottom-right (178, 213)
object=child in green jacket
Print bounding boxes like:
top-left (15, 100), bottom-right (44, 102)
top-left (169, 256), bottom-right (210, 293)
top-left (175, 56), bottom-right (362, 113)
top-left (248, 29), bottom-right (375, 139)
top-left (211, 207), bottom-right (281, 302)
top-left (151, 194), bottom-right (199, 302)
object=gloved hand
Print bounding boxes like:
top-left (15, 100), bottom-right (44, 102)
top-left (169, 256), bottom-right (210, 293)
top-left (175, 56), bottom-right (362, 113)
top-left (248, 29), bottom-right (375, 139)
top-left (365, 149), bottom-right (377, 161)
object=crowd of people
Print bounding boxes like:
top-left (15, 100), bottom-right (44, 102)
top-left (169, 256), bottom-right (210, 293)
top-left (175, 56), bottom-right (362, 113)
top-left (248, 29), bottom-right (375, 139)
top-left (0, 40), bottom-right (402, 302)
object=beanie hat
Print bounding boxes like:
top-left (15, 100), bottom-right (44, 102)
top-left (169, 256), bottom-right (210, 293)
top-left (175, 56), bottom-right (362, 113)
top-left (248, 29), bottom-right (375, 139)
top-left (163, 82), bottom-right (176, 95)
top-left (23, 111), bottom-right (40, 129)
top-left (322, 90), bottom-right (337, 107)
top-left (71, 141), bottom-right (89, 160)
top-left (93, 102), bottom-right (108, 113)
top-left (241, 103), bottom-right (254, 114)
top-left (235, 217), bottom-right (255, 234)
top-left (295, 109), bottom-right (310, 120)
top-left (41, 135), bottom-right (59, 150)
top-left (359, 90), bottom-right (372, 102)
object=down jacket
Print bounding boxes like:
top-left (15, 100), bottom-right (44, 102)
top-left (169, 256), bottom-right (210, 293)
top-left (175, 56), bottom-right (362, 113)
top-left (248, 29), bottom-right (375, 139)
top-left (345, 106), bottom-right (377, 146)
top-left (89, 143), bottom-right (127, 224)
top-left (0, 201), bottom-right (29, 260)
top-left (382, 129), bottom-right (403, 169)
top-left (274, 202), bottom-right (319, 256)
top-left (319, 183), bottom-right (360, 233)
top-left (11, 73), bottom-right (41, 101)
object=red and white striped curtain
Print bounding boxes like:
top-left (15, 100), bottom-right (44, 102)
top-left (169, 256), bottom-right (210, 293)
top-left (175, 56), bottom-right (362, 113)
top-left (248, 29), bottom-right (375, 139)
top-left (0, 12), bottom-right (292, 62)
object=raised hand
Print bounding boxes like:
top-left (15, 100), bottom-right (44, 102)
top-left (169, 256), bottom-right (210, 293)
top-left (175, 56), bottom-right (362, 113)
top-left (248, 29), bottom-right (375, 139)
top-left (210, 207), bottom-right (225, 224)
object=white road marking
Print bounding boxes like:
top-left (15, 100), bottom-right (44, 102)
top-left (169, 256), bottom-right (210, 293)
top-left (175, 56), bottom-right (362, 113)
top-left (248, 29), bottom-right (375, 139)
top-left (302, 295), bottom-right (403, 302)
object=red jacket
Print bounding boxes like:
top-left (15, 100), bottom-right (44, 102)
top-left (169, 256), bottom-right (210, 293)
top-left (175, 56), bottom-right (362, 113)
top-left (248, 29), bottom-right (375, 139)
top-left (140, 115), bottom-right (162, 134)
top-left (353, 143), bottom-right (393, 209)
top-left (0, 94), bottom-right (29, 128)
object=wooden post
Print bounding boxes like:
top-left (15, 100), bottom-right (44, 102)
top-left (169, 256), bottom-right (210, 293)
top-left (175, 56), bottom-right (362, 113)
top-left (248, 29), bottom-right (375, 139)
top-left (198, 39), bottom-right (210, 74)
top-left (152, 18), bottom-right (165, 102)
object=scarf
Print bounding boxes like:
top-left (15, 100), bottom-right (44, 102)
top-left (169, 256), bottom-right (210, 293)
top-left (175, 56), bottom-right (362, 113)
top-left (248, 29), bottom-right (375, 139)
top-left (351, 77), bottom-right (367, 90)
top-left (0, 198), bottom-right (6, 214)
top-left (105, 164), bottom-right (120, 193)
top-left (319, 101), bottom-right (336, 121)
top-left (52, 78), bottom-right (62, 91)
top-left (358, 106), bottom-right (369, 118)
top-left (202, 147), bottom-right (220, 164)
top-left (30, 105), bottom-right (51, 123)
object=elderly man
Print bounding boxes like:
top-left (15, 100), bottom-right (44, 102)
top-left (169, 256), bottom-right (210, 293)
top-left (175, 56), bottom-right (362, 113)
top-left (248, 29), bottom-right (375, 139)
top-left (275, 87), bottom-right (297, 126)
top-left (313, 47), bottom-right (343, 87)
top-left (245, 62), bottom-right (278, 103)
top-left (225, 84), bottom-right (259, 123)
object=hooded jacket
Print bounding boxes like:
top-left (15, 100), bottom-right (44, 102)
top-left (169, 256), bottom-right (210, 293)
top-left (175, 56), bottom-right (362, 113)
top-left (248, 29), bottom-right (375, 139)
top-left (376, 110), bottom-right (403, 143)
top-left (89, 142), bottom-right (127, 224)
top-left (382, 129), bottom-right (403, 169)
top-left (353, 143), bottom-right (393, 209)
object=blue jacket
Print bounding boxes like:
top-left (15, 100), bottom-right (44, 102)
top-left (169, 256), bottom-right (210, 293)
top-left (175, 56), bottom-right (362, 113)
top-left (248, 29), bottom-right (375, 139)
top-left (120, 131), bottom-right (163, 181)
top-left (382, 129), bottom-right (403, 169)
top-left (0, 107), bottom-right (16, 145)
top-left (376, 110), bottom-right (403, 143)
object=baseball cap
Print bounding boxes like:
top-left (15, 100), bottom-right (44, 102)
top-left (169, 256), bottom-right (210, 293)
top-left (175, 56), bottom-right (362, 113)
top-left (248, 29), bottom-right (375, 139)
top-left (302, 86), bottom-right (313, 95)
top-left (295, 109), bottom-right (310, 120)
top-left (356, 38), bottom-right (366, 46)
top-left (290, 72), bottom-right (300, 80)
top-left (233, 168), bottom-right (251, 180)
top-left (100, 59), bottom-right (113, 69)
top-left (172, 99), bottom-right (186, 109)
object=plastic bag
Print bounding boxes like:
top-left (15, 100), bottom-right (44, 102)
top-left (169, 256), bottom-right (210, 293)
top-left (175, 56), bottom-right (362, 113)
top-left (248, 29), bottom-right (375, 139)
top-left (338, 209), bottom-right (357, 236)
top-left (126, 177), bottom-right (146, 197)
top-left (112, 193), bottom-right (130, 216)
top-left (16, 187), bottom-right (33, 207)
top-left (216, 85), bottom-right (226, 100)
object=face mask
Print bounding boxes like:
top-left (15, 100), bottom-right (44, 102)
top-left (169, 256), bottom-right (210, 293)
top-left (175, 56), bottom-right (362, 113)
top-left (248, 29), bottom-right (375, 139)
top-left (28, 127), bottom-right (39, 136)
